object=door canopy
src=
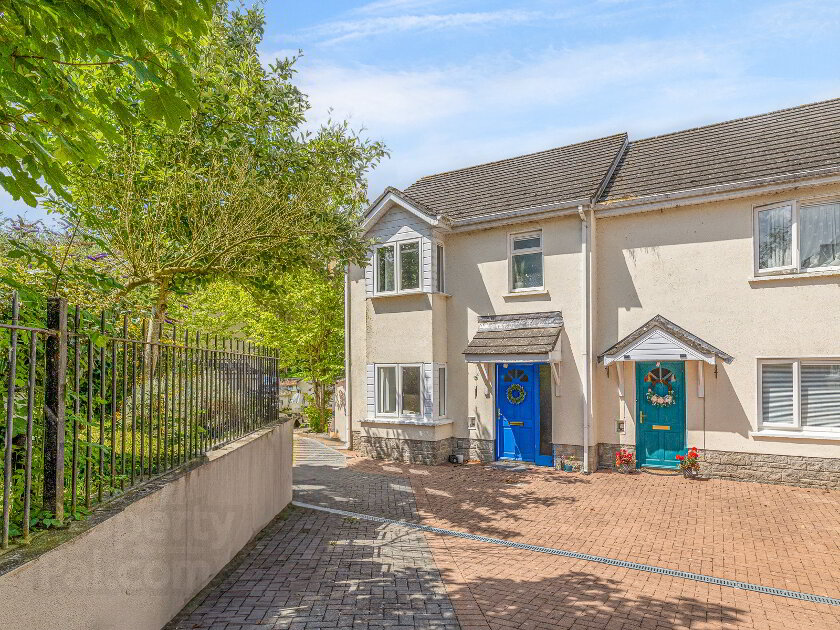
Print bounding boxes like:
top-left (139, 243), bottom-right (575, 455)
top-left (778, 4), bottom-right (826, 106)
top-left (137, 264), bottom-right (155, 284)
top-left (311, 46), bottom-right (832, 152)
top-left (598, 315), bottom-right (733, 366)
top-left (463, 311), bottom-right (563, 364)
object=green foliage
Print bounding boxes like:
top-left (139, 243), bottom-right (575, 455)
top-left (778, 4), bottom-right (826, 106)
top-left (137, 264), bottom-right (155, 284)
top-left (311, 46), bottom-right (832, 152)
top-left (0, 0), bottom-right (212, 205)
top-left (182, 267), bottom-right (346, 429)
top-left (303, 396), bottom-right (332, 434)
top-left (46, 4), bottom-right (384, 319)
top-left (1, 217), bottom-right (129, 312)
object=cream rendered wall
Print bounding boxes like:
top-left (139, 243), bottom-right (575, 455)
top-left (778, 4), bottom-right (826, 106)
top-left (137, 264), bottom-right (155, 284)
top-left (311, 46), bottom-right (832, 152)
top-left (444, 216), bottom-right (586, 447)
top-left (594, 182), bottom-right (840, 459)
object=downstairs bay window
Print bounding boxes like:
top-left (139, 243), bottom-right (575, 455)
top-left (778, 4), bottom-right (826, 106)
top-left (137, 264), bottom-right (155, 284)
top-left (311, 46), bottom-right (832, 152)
top-left (376, 363), bottom-right (423, 417)
top-left (759, 360), bottom-right (840, 433)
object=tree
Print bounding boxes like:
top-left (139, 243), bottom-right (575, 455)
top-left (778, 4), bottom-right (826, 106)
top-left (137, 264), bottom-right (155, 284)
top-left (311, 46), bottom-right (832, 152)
top-left (181, 268), bottom-right (346, 433)
top-left (47, 5), bottom-right (384, 326)
top-left (0, 0), bottom-right (212, 205)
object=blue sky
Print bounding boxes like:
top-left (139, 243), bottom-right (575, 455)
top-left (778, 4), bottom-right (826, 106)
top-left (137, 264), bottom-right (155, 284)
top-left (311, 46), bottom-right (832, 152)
top-left (5, 0), bottom-right (840, 222)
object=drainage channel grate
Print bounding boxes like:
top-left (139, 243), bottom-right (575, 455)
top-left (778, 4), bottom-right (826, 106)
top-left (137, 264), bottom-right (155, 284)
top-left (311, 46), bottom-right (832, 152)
top-left (292, 500), bottom-right (840, 608)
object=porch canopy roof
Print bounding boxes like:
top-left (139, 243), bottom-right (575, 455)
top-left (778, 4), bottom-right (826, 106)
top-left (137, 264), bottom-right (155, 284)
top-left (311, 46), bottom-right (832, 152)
top-left (463, 311), bottom-right (563, 364)
top-left (598, 314), bottom-right (733, 366)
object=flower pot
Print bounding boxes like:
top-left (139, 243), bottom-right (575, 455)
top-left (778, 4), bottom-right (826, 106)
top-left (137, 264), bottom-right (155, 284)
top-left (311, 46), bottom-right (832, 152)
top-left (682, 467), bottom-right (699, 479)
top-left (563, 464), bottom-right (573, 472)
top-left (618, 463), bottom-right (634, 474)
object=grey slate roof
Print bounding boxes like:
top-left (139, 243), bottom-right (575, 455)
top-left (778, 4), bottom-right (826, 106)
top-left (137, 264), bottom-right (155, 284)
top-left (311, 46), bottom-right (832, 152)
top-left (597, 315), bottom-right (733, 364)
top-left (601, 98), bottom-right (840, 203)
top-left (464, 312), bottom-right (563, 357)
top-left (400, 134), bottom-right (627, 222)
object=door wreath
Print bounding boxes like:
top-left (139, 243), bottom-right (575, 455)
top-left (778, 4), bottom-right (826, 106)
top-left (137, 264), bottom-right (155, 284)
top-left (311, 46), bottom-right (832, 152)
top-left (506, 383), bottom-right (526, 405)
top-left (644, 367), bottom-right (677, 408)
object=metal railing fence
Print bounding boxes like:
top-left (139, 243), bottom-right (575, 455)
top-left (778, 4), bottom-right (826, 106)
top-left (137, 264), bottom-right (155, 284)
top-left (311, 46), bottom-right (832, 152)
top-left (1, 292), bottom-right (280, 548)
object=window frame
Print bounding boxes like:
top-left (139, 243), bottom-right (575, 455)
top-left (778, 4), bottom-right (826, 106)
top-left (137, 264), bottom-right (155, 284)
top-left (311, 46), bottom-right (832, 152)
top-left (374, 362), bottom-right (425, 418)
top-left (373, 238), bottom-right (423, 296)
top-left (438, 365), bottom-right (447, 417)
top-left (374, 243), bottom-right (397, 295)
top-left (508, 229), bottom-right (544, 293)
top-left (375, 363), bottom-right (398, 417)
top-left (757, 358), bottom-right (840, 434)
top-left (436, 243), bottom-right (445, 293)
top-left (753, 198), bottom-right (840, 276)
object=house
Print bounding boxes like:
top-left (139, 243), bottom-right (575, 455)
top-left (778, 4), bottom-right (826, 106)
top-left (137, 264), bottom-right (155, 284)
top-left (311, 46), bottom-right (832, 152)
top-left (339, 98), bottom-right (840, 488)
top-left (278, 378), bottom-right (312, 413)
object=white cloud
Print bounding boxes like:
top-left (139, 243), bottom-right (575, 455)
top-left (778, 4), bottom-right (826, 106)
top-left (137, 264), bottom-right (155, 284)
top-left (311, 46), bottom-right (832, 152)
top-left (300, 10), bottom-right (541, 45)
top-left (351, 0), bottom-right (450, 15)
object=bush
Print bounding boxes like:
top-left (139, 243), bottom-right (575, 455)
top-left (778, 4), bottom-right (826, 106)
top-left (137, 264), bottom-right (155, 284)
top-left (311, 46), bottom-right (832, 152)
top-left (303, 395), bottom-right (331, 433)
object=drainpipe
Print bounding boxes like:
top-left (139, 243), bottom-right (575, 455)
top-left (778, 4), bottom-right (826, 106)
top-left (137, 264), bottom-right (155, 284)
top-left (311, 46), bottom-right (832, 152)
top-left (344, 266), bottom-right (352, 448)
top-left (578, 205), bottom-right (592, 474)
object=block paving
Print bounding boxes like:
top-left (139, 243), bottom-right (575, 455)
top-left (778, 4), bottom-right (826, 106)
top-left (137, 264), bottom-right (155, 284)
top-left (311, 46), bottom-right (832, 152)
top-left (167, 437), bottom-right (840, 629)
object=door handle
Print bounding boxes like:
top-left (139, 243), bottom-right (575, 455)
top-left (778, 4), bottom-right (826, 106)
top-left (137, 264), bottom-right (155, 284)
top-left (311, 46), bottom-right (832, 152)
top-left (639, 411), bottom-right (646, 424)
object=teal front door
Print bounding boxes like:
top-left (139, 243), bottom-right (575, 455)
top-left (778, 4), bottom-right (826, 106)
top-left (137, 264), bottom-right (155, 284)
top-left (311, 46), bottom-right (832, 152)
top-left (635, 361), bottom-right (685, 469)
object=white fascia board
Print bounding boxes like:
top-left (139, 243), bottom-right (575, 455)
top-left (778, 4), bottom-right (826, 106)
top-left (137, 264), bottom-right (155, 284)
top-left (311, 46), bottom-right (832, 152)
top-left (362, 192), bottom-right (449, 234)
top-left (595, 168), bottom-right (840, 219)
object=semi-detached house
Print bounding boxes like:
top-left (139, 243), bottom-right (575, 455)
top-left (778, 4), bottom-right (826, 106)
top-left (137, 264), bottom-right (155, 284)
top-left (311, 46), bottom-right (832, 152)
top-left (337, 98), bottom-right (840, 488)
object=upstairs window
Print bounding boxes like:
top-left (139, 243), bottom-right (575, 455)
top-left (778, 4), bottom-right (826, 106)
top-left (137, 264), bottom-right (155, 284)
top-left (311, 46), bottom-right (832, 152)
top-left (436, 243), bottom-right (445, 293)
top-left (755, 200), bottom-right (840, 275)
top-left (375, 239), bottom-right (422, 294)
top-left (509, 230), bottom-right (543, 291)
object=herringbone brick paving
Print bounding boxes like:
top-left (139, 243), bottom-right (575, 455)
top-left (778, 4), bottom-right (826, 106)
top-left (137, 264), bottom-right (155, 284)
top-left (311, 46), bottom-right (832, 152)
top-left (167, 437), bottom-right (840, 629)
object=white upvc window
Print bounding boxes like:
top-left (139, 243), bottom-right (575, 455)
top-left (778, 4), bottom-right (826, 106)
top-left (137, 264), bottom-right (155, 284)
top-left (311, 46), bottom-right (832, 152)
top-left (436, 243), bottom-right (445, 293)
top-left (438, 365), bottom-right (447, 417)
top-left (375, 363), bottom-right (423, 417)
top-left (374, 238), bottom-right (422, 295)
top-left (758, 359), bottom-right (840, 432)
top-left (508, 230), bottom-right (543, 292)
top-left (754, 199), bottom-right (840, 275)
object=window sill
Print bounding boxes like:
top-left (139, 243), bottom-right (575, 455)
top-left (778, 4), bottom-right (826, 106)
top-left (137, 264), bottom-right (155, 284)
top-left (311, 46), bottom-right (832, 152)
top-left (503, 289), bottom-right (550, 298)
top-left (749, 268), bottom-right (840, 283)
top-left (750, 429), bottom-right (840, 441)
top-left (367, 291), bottom-right (450, 300)
top-left (362, 417), bottom-right (454, 426)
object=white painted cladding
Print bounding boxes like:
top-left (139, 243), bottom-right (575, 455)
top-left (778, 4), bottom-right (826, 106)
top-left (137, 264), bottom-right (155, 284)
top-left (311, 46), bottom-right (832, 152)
top-left (604, 328), bottom-right (713, 365)
top-left (364, 206), bottom-right (441, 296)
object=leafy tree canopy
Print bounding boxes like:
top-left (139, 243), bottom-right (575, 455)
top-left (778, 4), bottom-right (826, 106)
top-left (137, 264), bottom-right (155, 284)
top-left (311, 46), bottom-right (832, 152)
top-left (35, 4), bottom-right (385, 318)
top-left (182, 268), bottom-right (345, 431)
top-left (0, 0), bottom-right (212, 205)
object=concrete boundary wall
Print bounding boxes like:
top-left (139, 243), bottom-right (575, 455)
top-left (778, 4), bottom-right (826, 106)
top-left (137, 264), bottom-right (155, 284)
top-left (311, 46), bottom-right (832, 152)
top-left (0, 420), bottom-right (293, 630)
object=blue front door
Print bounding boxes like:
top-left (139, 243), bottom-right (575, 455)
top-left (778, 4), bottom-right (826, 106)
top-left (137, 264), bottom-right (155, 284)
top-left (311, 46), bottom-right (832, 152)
top-left (635, 361), bottom-right (686, 469)
top-left (496, 363), bottom-right (551, 465)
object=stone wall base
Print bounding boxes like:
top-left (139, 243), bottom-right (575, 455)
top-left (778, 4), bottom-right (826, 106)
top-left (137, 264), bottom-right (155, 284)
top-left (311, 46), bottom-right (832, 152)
top-left (453, 438), bottom-right (494, 462)
top-left (359, 435), bottom-right (454, 465)
top-left (597, 443), bottom-right (636, 470)
top-left (700, 449), bottom-right (840, 489)
top-left (552, 443), bottom-right (596, 472)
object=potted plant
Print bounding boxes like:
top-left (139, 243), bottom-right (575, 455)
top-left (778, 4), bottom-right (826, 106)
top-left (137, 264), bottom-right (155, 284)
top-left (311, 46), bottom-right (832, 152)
top-left (676, 447), bottom-right (701, 478)
top-left (614, 449), bottom-right (636, 473)
top-left (563, 454), bottom-right (578, 472)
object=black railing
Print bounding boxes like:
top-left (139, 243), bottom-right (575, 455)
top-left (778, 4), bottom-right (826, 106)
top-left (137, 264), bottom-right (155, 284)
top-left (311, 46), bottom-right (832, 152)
top-left (1, 292), bottom-right (280, 548)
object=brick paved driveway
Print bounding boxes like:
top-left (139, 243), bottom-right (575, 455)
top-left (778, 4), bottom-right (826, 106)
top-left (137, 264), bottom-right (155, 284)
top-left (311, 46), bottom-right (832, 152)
top-left (168, 438), bottom-right (840, 629)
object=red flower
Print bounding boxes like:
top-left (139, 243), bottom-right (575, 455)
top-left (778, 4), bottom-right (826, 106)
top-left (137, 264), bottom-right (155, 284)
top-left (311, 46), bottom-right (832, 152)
top-left (675, 455), bottom-right (684, 461)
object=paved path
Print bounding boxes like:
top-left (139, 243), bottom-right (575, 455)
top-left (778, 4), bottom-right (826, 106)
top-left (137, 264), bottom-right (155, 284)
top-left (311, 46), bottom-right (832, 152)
top-left (168, 438), bottom-right (840, 630)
